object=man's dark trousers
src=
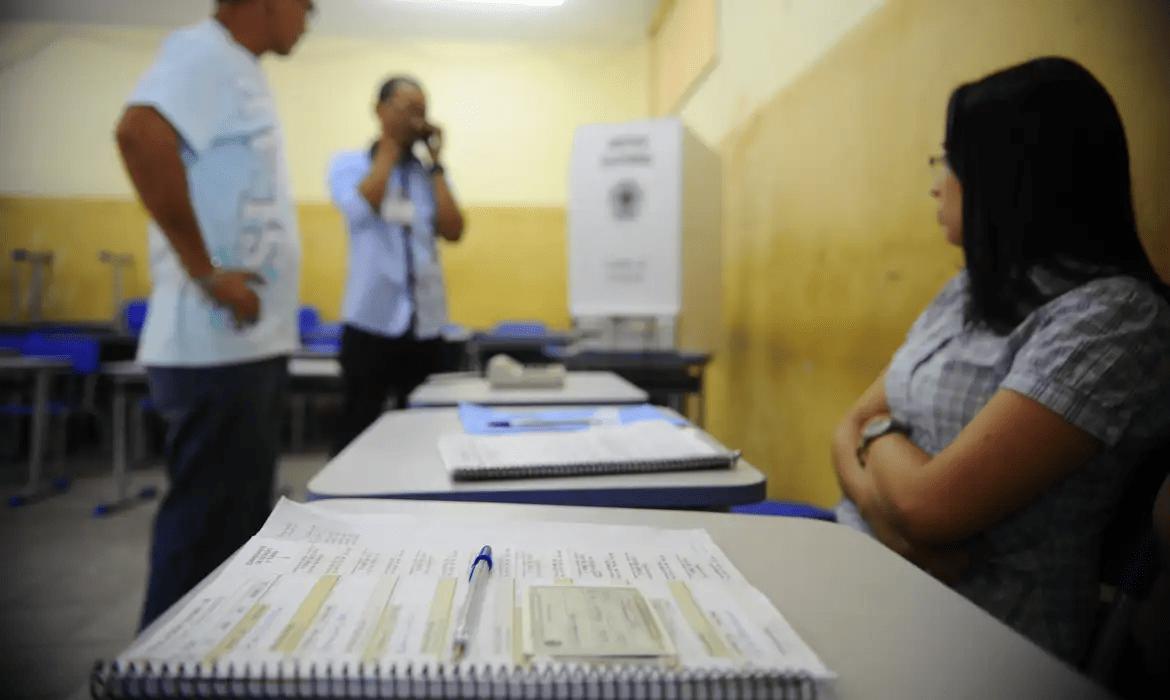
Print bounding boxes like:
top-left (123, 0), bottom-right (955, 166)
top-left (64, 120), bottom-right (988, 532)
top-left (331, 324), bottom-right (442, 456)
top-left (139, 356), bottom-right (288, 629)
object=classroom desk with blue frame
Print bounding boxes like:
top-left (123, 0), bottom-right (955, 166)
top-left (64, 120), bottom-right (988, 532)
top-left (307, 406), bottom-right (766, 508)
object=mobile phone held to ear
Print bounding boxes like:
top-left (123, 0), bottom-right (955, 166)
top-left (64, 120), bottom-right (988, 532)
top-left (416, 122), bottom-right (439, 146)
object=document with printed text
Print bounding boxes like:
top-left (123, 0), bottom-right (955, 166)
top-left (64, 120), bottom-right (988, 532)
top-left (117, 499), bottom-right (830, 682)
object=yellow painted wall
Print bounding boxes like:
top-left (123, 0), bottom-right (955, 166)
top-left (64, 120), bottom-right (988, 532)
top-left (673, 0), bottom-right (885, 148)
top-left (442, 207), bottom-right (570, 329)
top-left (0, 197), bottom-right (568, 329)
top-left (695, 0), bottom-right (1170, 506)
top-left (0, 21), bottom-right (647, 326)
top-left (0, 23), bottom-right (648, 205)
top-left (649, 0), bottom-right (717, 116)
top-left (0, 198), bottom-right (153, 323)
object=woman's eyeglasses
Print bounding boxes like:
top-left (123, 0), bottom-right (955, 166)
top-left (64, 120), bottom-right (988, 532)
top-left (929, 153), bottom-right (950, 172)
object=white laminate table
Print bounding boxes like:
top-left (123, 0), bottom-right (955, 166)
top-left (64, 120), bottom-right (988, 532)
top-left (298, 499), bottom-right (1114, 699)
top-left (308, 407), bottom-right (766, 508)
top-left (287, 356), bottom-right (341, 378)
top-left (407, 370), bottom-right (648, 408)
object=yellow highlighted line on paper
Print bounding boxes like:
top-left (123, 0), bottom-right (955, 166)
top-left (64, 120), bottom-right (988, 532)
top-left (555, 578), bottom-right (574, 585)
top-left (506, 580), bottom-right (525, 665)
top-left (421, 577), bottom-right (457, 656)
top-left (362, 604), bottom-right (401, 664)
top-left (272, 574), bottom-right (340, 654)
top-left (204, 603), bottom-right (269, 665)
top-left (668, 581), bottom-right (733, 658)
top-left (360, 575), bottom-right (400, 664)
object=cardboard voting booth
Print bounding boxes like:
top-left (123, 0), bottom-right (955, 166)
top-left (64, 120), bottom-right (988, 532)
top-left (567, 118), bottom-right (721, 352)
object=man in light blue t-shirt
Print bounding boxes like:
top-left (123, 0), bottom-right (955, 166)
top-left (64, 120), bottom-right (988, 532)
top-left (115, 0), bottom-right (312, 628)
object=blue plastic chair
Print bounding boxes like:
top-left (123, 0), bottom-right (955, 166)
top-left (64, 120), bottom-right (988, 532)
top-left (298, 305), bottom-right (321, 339)
top-left (490, 321), bottom-right (548, 338)
top-left (3, 333), bottom-right (102, 505)
top-left (730, 500), bottom-right (838, 521)
top-left (21, 333), bottom-right (101, 374)
top-left (302, 338), bottom-right (340, 354)
top-left (0, 333), bottom-right (27, 352)
top-left (20, 335), bottom-right (100, 422)
top-left (123, 299), bottom-right (149, 337)
top-left (298, 306), bottom-right (342, 353)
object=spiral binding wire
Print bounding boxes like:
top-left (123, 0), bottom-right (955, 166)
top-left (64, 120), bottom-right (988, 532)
top-left (91, 660), bottom-right (817, 699)
top-left (452, 453), bottom-right (740, 482)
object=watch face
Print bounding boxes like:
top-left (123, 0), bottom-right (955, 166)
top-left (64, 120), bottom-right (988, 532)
top-left (863, 417), bottom-right (893, 439)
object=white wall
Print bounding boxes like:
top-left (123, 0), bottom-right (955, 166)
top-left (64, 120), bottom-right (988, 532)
top-left (0, 22), bottom-right (650, 206)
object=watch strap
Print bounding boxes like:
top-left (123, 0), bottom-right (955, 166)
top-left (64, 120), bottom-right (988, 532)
top-left (856, 418), bottom-right (910, 467)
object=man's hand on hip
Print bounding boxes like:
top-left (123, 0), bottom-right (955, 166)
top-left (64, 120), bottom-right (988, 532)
top-left (196, 269), bottom-right (264, 329)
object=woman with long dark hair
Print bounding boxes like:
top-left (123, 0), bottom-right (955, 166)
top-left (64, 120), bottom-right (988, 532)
top-left (831, 57), bottom-right (1170, 663)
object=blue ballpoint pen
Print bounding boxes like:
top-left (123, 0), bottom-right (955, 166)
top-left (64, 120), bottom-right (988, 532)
top-left (487, 418), bottom-right (600, 428)
top-left (451, 545), bottom-right (493, 661)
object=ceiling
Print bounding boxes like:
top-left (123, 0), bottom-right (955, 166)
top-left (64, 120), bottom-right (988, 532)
top-left (0, 0), bottom-right (660, 45)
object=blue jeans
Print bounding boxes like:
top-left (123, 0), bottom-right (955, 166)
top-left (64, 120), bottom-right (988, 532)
top-left (139, 356), bottom-right (288, 630)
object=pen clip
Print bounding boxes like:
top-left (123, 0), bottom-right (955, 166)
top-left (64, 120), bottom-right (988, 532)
top-left (470, 545), bottom-right (493, 581)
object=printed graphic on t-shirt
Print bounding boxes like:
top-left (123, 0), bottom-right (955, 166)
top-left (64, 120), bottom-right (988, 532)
top-left (211, 127), bottom-right (287, 332)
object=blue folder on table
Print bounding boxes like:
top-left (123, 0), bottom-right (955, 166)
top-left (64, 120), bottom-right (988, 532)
top-left (458, 402), bottom-right (687, 435)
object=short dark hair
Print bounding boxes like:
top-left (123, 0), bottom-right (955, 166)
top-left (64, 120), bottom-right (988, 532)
top-left (945, 56), bottom-right (1165, 332)
top-left (377, 75), bottom-right (423, 103)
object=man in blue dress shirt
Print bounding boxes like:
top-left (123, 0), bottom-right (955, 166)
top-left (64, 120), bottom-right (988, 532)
top-left (328, 76), bottom-right (465, 454)
top-left (115, 0), bottom-right (312, 627)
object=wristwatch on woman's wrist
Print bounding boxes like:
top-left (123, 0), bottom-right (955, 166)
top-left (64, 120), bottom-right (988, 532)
top-left (856, 415), bottom-right (911, 467)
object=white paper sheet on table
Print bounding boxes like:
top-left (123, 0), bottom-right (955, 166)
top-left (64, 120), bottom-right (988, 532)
top-left (119, 499), bottom-right (832, 683)
top-left (436, 420), bottom-right (736, 480)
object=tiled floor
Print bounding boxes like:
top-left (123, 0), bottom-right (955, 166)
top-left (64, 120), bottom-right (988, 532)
top-left (0, 451), bottom-right (327, 699)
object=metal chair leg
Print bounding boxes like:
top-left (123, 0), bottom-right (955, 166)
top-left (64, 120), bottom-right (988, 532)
top-left (54, 410), bottom-right (67, 471)
top-left (52, 409), bottom-right (71, 492)
top-left (131, 399), bottom-right (147, 465)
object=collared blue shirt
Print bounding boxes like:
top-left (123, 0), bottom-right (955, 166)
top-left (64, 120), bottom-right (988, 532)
top-left (128, 19), bottom-right (300, 366)
top-left (327, 149), bottom-right (448, 339)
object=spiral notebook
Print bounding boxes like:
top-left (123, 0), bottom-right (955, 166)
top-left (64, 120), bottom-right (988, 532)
top-left (437, 420), bottom-right (739, 481)
top-left (91, 499), bottom-right (832, 699)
